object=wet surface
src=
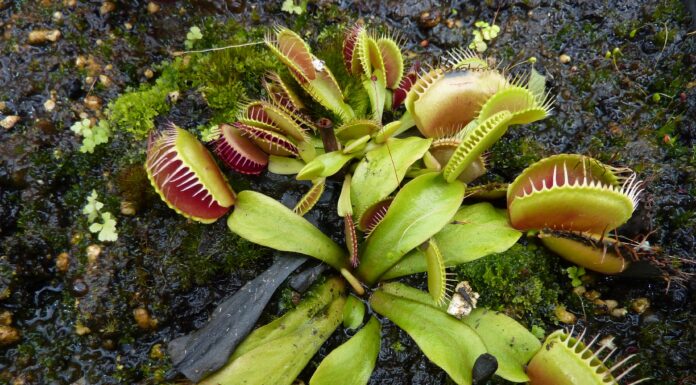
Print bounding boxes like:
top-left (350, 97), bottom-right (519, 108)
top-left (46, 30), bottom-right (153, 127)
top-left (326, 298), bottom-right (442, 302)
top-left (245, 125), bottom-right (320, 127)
top-left (0, 1), bottom-right (694, 384)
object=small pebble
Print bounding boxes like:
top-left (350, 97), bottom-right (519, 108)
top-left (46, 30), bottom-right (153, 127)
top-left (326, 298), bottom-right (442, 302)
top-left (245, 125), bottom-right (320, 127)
top-left (144, 68), bottom-right (154, 79)
top-left (418, 10), bottom-right (442, 29)
top-left (28, 30), bottom-right (61, 45)
top-left (554, 305), bottom-right (576, 324)
top-left (147, 1), bottom-right (160, 14)
top-left (98, 75), bottom-right (112, 87)
top-left (584, 290), bottom-right (601, 300)
top-left (86, 244), bottom-right (101, 263)
top-left (0, 311), bottom-right (12, 326)
top-left (44, 99), bottom-right (55, 112)
top-left (559, 54), bottom-right (571, 64)
top-left (0, 101), bottom-right (6, 112)
top-left (1, 115), bottom-right (20, 130)
top-left (631, 297), bottom-right (650, 314)
top-left (610, 308), bottom-right (628, 318)
top-left (100, 1), bottom-right (116, 15)
top-left (572, 285), bottom-right (586, 296)
top-left (75, 56), bottom-right (87, 68)
top-left (75, 322), bottom-right (91, 336)
top-left (84, 95), bottom-right (102, 110)
top-left (124, 22), bottom-right (133, 30)
top-left (52, 11), bottom-right (63, 23)
top-left (0, 325), bottom-right (20, 346)
top-left (71, 278), bottom-right (88, 297)
top-left (419, 39), bottom-right (429, 48)
top-left (604, 299), bottom-right (618, 311)
top-left (120, 201), bottom-right (136, 216)
top-left (65, 0), bottom-right (77, 7)
top-left (55, 252), bottom-right (70, 272)
top-left (134, 307), bottom-right (157, 330)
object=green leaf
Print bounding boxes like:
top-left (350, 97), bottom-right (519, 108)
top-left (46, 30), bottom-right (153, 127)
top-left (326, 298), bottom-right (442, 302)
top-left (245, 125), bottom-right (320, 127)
top-left (527, 67), bottom-right (546, 100)
top-left (297, 151), bottom-right (355, 180)
top-left (82, 190), bottom-right (104, 222)
top-left (281, 0), bottom-right (306, 15)
top-left (342, 294), bottom-right (365, 330)
top-left (382, 203), bottom-right (521, 279)
top-left (227, 191), bottom-right (348, 270)
top-left (351, 137), bottom-right (432, 221)
top-left (202, 278), bottom-right (346, 385)
top-left (461, 308), bottom-right (541, 382)
top-left (96, 212), bottom-right (118, 242)
top-left (370, 288), bottom-right (487, 385)
top-left (356, 172), bottom-right (465, 285)
top-left (310, 317), bottom-right (380, 385)
top-left (268, 155), bottom-right (305, 175)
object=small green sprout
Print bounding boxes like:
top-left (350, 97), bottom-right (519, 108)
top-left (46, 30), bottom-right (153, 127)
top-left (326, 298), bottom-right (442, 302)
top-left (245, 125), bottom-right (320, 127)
top-left (469, 21), bottom-right (500, 53)
top-left (82, 190), bottom-right (118, 242)
top-left (82, 190), bottom-right (104, 222)
top-left (565, 266), bottom-right (586, 288)
top-left (89, 212), bottom-right (119, 242)
top-left (185, 26), bottom-right (203, 49)
top-left (70, 119), bottom-right (111, 153)
top-left (281, 0), bottom-right (307, 15)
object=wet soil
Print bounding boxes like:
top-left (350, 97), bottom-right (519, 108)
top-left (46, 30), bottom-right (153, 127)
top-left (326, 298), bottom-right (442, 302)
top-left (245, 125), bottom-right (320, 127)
top-left (0, 1), bottom-right (694, 384)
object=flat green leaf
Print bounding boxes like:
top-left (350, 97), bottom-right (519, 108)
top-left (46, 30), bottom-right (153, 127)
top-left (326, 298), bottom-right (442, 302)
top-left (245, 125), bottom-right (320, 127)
top-left (370, 289), bottom-right (487, 385)
top-left (382, 202), bottom-right (521, 279)
top-left (351, 137), bottom-right (432, 221)
top-left (356, 173), bottom-right (465, 284)
top-left (310, 317), bottom-right (381, 385)
top-left (527, 67), bottom-right (546, 100)
top-left (461, 308), bottom-right (541, 382)
top-left (342, 295), bottom-right (365, 330)
top-left (268, 155), bottom-right (305, 175)
top-left (201, 278), bottom-right (346, 385)
top-left (227, 191), bottom-right (348, 270)
top-left (297, 151), bottom-right (355, 180)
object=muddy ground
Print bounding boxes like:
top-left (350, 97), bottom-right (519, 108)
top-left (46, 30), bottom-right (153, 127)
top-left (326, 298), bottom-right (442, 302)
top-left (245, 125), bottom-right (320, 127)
top-left (0, 1), bottom-right (694, 384)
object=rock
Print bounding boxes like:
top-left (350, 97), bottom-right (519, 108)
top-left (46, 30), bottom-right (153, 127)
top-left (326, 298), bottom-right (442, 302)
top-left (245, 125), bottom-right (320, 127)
top-left (43, 99), bottom-right (55, 112)
top-left (28, 30), bottom-right (61, 45)
top-left (631, 297), bottom-right (650, 314)
top-left (86, 244), bottom-right (101, 263)
top-left (84, 95), bottom-right (102, 110)
top-left (133, 307), bottom-right (157, 330)
top-left (55, 252), bottom-right (69, 272)
top-left (120, 201), bottom-right (136, 216)
top-left (559, 54), bottom-right (571, 64)
top-left (0, 325), bottom-right (20, 346)
top-left (610, 308), bottom-right (628, 318)
top-left (0, 310), bottom-right (12, 326)
top-left (1, 115), bottom-right (20, 130)
top-left (98, 75), bottom-right (112, 87)
top-left (100, 1), bottom-right (116, 15)
top-left (147, 1), bottom-right (160, 14)
top-left (75, 322), bottom-right (91, 336)
top-left (144, 68), bottom-right (155, 79)
top-left (418, 10), bottom-right (441, 29)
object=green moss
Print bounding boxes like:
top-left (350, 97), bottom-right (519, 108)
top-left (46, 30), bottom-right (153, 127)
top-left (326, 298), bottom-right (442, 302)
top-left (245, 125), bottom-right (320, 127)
top-left (454, 243), bottom-right (564, 325)
top-left (106, 64), bottom-right (180, 139)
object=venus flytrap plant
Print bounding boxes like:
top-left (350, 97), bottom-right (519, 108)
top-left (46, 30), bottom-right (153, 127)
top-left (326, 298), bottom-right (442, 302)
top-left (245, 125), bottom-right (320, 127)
top-left (141, 25), bottom-right (656, 385)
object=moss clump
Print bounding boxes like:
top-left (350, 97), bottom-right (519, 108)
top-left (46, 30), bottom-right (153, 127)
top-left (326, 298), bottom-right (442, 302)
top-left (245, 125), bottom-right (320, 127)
top-left (454, 243), bottom-right (564, 325)
top-left (105, 19), bottom-right (279, 140)
top-left (107, 64), bottom-right (180, 140)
